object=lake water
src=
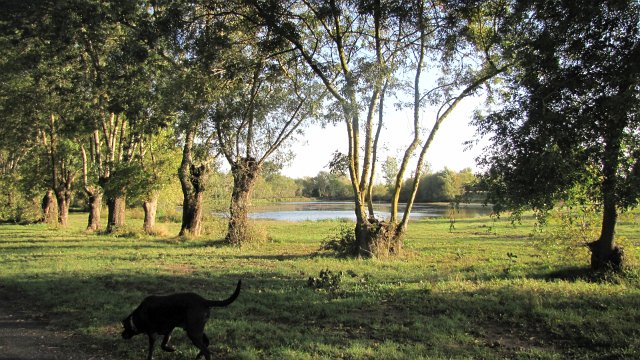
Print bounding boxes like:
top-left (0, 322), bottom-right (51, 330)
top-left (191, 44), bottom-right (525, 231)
top-left (248, 201), bottom-right (492, 222)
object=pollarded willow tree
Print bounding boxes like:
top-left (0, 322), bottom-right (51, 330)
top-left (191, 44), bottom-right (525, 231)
top-left (76, 1), bottom-right (176, 233)
top-left (130, 0), bottom-right (246, 238)
top-left (145, 1), bottom-right (325, 241)
top-left (207, 14), bottom-right (325, 245)
top-left (148, 1), bottom-right (231, 237)
top-left (252, 0), bottom-right (509, 256)
top-left (250, 0), bottom-right (410, 255)
top-left (1, 0), bottom-right (160, 232)
top-left (475, 0), bottom-right (640, 271)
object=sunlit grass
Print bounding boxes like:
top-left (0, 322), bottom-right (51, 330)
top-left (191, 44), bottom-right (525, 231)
top-left (0, 210), bottom-right (639, 359)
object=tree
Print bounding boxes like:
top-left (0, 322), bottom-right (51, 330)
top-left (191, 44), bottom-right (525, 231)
top-left (76, 1), bottom-right (174, 233)
top-left (211, 18), bottom-right (324, 245)
top-left (0, 0), bottom-right (162, 231)
top-left (178, 114), bottom-right (214, 238)
top-left (388, 0), bottom-right (510, 244)
top-left (475, 0), bottom-right (640, 270)
top-left (80, 141), bottom-right (102, 231)
top-left (382, 157), bottom-right (399, 189)
top-left (0, 30), bottom-right (50, 223)
top-left (139, 131), bottom-right (181, 234)
top-left (253, 0), bottom-right (507, 256)
top-left (131, 1), bottom-right (230, 238)
top-left (0, 0), bottom-right (94, 226)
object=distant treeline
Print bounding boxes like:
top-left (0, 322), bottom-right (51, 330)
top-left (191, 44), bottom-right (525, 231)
top-left (292, 168), bottom-right (477, 203)
top-left (0, 165), bottom-right (477, 223)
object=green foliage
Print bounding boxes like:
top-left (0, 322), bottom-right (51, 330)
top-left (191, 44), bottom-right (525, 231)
top-left (327, 151), bottom-right (349, 177)
top-left (475, 0), bottom-right (640, 215)
top-left (132, 129), bottom-right (183, 204)
top-left (202, 170), bottom-right (233, 213)
top-left (0, 149), bottom-right (42, 223)
top-left (297, 172), bottom-right (352, 200)
top-left (253, 173), bottom-right (301, 201)
top-left (100, 163), bottom-right (143, 199)
top-left (381, 157), bottom-right (399, 189)
top-left (400, 168), bottom-right (477, 203)
top-left (533, 205), bottom-right (599, 264)
top-left (294, 168), bottom-right (477, 203)
top-left (0, 172), bottom-right (40, 224)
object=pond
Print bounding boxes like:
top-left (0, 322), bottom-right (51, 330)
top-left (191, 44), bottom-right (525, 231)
top-left (248, 201), bottom-right (492, 222)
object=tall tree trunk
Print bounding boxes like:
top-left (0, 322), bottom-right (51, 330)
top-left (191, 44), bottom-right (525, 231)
top-left (226, 158), bottom-right (260, 245)
top-left (355, 220), bottom-right (372, 256)
top-left (106, 194), bottom-right (126, 233)
top-left (81, 145), bottom-right (102, 231)
top-left (55, 189), bottom-right (72, 227)
top-left (143, 193), bottom-right (158, 234)
top-left (589, 198), bottom-right (622, 271)
top-left (178, 125), bottom-right (208, 237)
top-left (588, 130), bottom-right (624, 270)
top-left (86, 188), bottom-right (102, 231)
top-left (180, 189), bottom-right (204, 237)
top-left (41, 189), bottom-right (58, 225)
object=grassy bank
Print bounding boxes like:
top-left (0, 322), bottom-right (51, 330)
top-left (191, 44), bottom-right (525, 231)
top-left (0, 212), bottom-right (639, 359)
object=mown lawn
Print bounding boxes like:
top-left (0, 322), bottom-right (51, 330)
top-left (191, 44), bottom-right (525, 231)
top-left (0, 211), bottom-right (639, 359)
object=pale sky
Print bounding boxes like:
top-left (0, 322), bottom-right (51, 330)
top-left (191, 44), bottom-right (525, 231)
top-left (281, 95), bottom-right (487, 179)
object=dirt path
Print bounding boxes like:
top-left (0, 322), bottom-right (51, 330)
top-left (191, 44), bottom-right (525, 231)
top-left (0, 302), bottom-right (111, 360)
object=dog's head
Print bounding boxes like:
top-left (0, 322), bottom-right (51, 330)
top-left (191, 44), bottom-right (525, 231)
top-left (121, 315), bottom-right (139, 339)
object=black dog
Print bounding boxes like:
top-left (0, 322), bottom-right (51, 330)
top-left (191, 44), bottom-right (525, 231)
top-left (121, 280), bottom-right (241, 360)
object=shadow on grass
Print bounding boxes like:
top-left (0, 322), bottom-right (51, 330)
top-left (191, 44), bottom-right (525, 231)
top-left (1, 268), bottom-right (639, 359)
top-left (541, 266), bottom-right (596, 281)
top-left (538, 266), bottom-right (640, 284)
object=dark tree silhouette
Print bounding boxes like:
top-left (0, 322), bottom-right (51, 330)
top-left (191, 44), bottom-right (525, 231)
top-left (476, 0), bottom-right (640, 270)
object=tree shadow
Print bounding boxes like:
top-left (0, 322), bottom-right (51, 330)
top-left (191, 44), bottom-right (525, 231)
top-left (1, 268), bottom-right (638, 359)
top-left (541, 266), bottom-right (596, 281)
top-left (539, 266), bottom-right (640, 284)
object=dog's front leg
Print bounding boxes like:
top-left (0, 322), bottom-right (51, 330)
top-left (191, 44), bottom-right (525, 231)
top-left (161, 330), bottom-right (177, 352)
top-left (147, 333), bottom-right (157, 360)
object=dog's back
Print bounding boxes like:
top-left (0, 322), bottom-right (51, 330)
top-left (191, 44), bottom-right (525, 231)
top-left (122, 280), bottom-right (241, 360)
top-left (136, 293), bottom-right (211, 334)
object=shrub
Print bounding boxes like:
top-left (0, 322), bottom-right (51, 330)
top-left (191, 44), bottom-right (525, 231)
top-left (320, 223), bottom-right (358, 257)
top-left (533, 204), bottom-right (599, 264)
top-left (307, 269), bottom-right (343, 293)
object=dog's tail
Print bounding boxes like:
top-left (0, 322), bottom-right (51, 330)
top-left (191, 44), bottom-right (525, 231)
top-left (207, 280), bottom-right (241, 307)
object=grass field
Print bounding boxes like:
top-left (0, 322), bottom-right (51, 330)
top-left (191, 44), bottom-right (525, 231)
top-left (1, 211), bottom-right (639, 359)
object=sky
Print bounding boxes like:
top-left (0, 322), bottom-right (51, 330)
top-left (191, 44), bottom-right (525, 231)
top-left (280, 95), bottom-right (487, 179)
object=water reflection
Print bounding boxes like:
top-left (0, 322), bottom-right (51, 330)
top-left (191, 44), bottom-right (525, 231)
top-left (248, 201), bottom-right (491, 222)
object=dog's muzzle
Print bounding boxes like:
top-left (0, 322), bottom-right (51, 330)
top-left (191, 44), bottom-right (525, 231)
top-left (121, 316), bottom-right (138, 339)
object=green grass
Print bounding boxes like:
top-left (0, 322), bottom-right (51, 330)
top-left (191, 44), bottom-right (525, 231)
top-left (0, 212), bottom-right (639, 359)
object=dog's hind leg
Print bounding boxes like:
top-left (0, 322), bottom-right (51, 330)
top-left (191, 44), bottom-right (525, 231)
top-left (195, 334), bottom-right (210, 359)
top-left (188, 330), bottom-right (211, 360)
top-left (161, 329), bottom-right (177, 352)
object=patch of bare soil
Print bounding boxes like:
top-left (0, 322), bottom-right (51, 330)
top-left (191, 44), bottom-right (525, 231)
top-left (480, 321), bottom-right (561, 356)
top-left (0, 299), bottom-right (112, 360)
